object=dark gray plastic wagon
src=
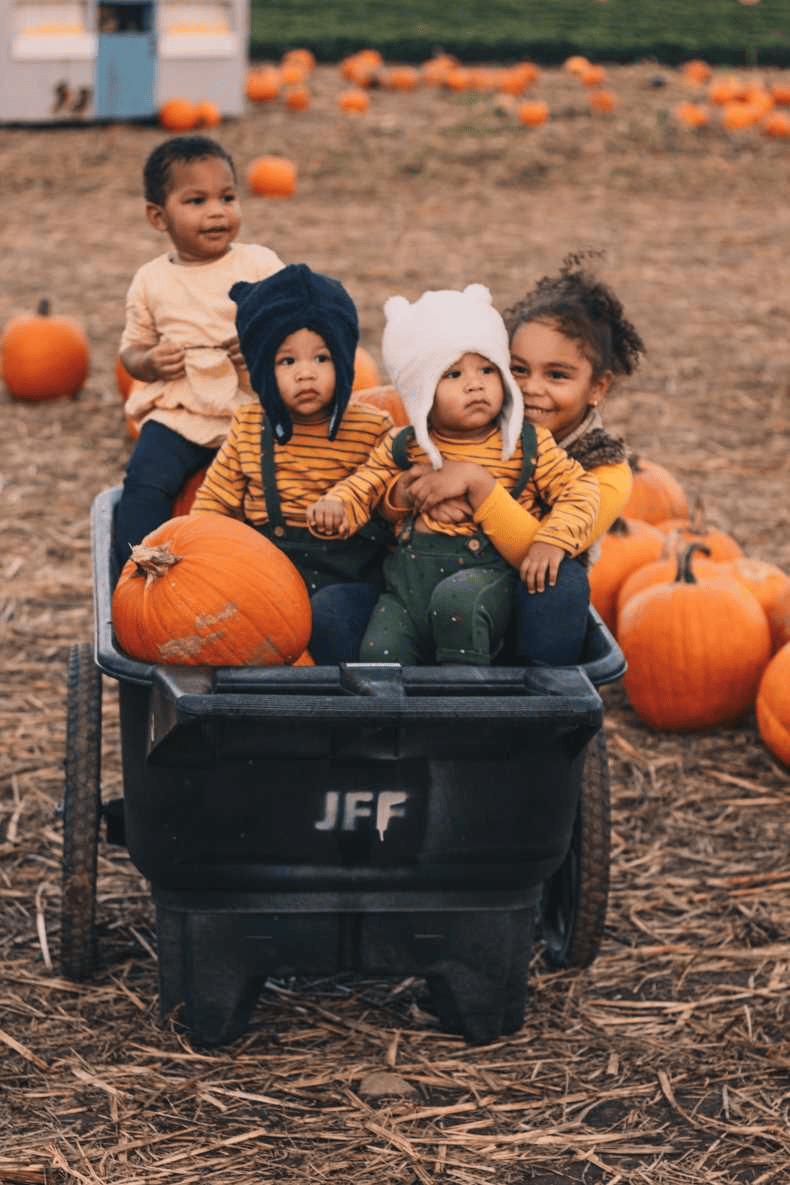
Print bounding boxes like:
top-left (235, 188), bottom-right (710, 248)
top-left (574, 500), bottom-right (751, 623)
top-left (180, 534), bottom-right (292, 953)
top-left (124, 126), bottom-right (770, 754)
top-left (61, 486), bottom-right (625, 1047)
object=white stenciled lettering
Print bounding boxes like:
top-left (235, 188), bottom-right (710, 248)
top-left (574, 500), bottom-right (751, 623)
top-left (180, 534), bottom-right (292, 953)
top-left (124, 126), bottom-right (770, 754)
top-left (342, 791), bottom-right (374, 830)
top-left (313, 790), bottom-right (339, 831)
top-left (376, 790), bottom-right (408, 840)
top-left (314, 789), bottom-right (411, 834)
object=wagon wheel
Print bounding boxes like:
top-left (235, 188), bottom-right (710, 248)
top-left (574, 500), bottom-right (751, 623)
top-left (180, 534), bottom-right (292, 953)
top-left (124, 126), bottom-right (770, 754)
top-left (61, 642), bottom-right (102, 980)
top-left (540, 727), bottom-right (610, 969)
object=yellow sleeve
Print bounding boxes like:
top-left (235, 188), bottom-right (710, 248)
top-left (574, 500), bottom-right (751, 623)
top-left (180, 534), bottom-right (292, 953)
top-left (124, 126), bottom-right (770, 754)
top-left (474, 459), bottom-right (632, 566)
top-left (590, 461), bottom-right (633, 542)
top-left (190, 416), bottom-right (247, 519)
top-left (473, 482), bottom-right (542, 566)
top-left (323, 434), bottom-right (400, 534)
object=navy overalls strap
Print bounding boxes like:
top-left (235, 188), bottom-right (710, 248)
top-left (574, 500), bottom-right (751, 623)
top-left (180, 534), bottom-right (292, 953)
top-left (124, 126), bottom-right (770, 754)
top-left (390, 421), bottom-right (538, 495)
top-left (259, 414), bottom-right (284, 529)
top-left (511, 420), bottom-right (538, 499)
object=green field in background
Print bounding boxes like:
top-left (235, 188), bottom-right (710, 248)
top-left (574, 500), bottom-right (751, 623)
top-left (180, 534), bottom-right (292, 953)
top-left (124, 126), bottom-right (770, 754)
top-left (249, 0), bottom-right (790, 65)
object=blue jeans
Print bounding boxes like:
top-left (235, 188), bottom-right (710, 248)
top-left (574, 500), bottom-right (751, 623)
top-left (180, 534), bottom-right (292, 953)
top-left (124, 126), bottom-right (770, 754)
top-left (309, 581), bottom-right (381, 664)
top-left (513, 557), bottom-right (590, 666)
top-left (114, 421), bottom-right (216, 572)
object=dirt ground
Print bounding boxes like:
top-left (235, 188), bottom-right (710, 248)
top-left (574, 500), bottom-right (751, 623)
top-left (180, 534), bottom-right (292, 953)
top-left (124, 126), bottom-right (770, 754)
top-left (1, 62), bottom-right (789, 1185)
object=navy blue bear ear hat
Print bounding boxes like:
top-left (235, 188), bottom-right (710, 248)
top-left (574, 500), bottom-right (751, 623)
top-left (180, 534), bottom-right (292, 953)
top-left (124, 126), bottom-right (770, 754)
top-left (230, 263), bottom-right (359, 445)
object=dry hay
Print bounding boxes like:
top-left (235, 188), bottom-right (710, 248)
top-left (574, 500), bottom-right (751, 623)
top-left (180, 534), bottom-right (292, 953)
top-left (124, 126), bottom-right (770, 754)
top-left (1, 63), bottom-right (789, 1184)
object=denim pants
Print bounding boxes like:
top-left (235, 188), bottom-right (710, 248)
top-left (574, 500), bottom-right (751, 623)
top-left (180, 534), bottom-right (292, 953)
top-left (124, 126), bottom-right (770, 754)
top-left (114, 421), bottom-right (216, 572)
top-left (309, 581), bottom-right (382, 664)
top-left (513, 556), bottom-right (590, 666)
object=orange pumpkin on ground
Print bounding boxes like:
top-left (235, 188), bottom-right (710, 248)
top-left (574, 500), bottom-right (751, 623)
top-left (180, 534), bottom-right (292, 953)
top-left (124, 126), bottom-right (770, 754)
top-left (195, 100), bottom-right (222, 128)
top-left (280, 62), bottom-right (308, 87)
top-left (761, 110), bottom-right (790, 139)
top-left (112, 515), bottom-right (311, 666)
top-left (159, 98), bottom-right (199, 131)
top-left (386, 65), bottom-right (419, 92)
top-left (350, 384), bottom-right (409, 427)
top-left (655, 510), bottom-right (742, 562)
top-left (615, 543), bottom-right (721, 635)
top-left (564, 56), bottom-right (589, 77)
top-left (247, 155), bottom-right (297, 197)
top-left (339, 88), bottom-right (369, 114)
top-left (281, 48), bottom-right (316, 75)
top-left (588, 90), bottom-right (617, 114)
top-left (171, 465), bottom-right (211, 517)
top-left (674, 101), bottom-right (710, 128)
top-left (1, 298), bottom-right (89, 402)
top-left (422, 54), bottom-right (459, 85)
top-left (624, 455), bottom-right (689, 525)
top-left (720, 558), bottom-right (790, 651)
top-left (283, 85), bottom-right (311, 111)
top-left (619, 548), bottom-right (772, 732)
top-left (589, 518), bottom-right (666, 634)
top-left (292, 649), bottom-right (315, 666)
top-left (517, 101), bottom-right (549, 127)
top-left (580, 63), bottom-right (607, 87)
top-left (245, 66), bottom-right (281, 102)
top-left (765, 583), bottom-right (790, 653)
top-left (681, 60), bottom-right (712, 86)
top-left (755, 643), bottom-right (790, 768)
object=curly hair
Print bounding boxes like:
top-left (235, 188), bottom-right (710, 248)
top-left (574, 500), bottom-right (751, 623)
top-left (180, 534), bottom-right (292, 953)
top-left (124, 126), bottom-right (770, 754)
top-left (143, 135), bottom-right (237, 206)
top-left (503, 250), bottom-right (645, 379)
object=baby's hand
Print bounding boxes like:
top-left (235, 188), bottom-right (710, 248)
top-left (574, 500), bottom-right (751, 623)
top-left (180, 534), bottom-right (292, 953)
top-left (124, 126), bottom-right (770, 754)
top-left (146, 340), bottom-right (186, 382)
top-left (519, 541), bottom-right (566, 594)
top-left (306, 498), bottom-right (350, 538)
top-left (426, 496), bottom-right (473, 524)
top-left (409, 461), bottom-right (495, 514)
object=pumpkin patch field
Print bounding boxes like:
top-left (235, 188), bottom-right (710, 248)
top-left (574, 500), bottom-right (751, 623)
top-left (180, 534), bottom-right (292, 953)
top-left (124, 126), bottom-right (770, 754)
top-left (1, 58), bottom-right (789, 1185)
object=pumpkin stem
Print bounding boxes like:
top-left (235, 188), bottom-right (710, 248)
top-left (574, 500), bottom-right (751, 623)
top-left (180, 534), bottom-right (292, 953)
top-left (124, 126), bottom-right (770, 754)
top-left (37, 298), bottom-right (50, 317)
top-left (129, 541), bottom-right (184, 587)
top-left (627, 453), bottom-right (643, 474)
top-left (676, 542), bottom-right (712, 584)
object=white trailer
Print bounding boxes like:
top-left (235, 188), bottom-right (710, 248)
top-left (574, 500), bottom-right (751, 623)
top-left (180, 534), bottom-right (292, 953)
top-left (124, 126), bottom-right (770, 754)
top-left (0, 0), bottom-right (249, 123)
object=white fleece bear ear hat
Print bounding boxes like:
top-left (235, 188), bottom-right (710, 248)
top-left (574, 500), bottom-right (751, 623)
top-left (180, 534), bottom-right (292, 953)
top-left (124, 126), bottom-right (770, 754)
top-left (381, 283), bottom-right (524, 469)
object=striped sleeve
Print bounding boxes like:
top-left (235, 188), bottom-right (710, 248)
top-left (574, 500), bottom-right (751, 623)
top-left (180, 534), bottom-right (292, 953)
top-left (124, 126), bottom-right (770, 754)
top-left (321, 431), bottom-right (401, 533)
top-left (528, 427), bottom-right (600, 555)
top-left (191, 404), bottom-right (262, 521)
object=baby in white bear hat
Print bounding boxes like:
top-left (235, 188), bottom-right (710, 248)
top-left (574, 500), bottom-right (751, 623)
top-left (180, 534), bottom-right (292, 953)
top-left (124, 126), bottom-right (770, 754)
top-left (306, 283), bottom-right (600, 665)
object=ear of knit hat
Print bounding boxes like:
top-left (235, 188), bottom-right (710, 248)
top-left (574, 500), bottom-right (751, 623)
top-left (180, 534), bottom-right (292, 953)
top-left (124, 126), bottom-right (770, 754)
top-left (381, 283), bottom-right (524, 468)
top-left (230, 263), bottom-right (359, 444)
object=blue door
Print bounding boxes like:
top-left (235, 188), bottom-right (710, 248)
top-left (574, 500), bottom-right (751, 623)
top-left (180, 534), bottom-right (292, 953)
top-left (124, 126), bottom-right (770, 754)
top-left (95, 2), bottom-right (156, 119)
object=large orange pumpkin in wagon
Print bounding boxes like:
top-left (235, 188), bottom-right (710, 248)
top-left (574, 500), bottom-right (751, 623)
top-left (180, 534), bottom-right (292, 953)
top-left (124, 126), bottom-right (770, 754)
top-left (112, 515), bottom-right (311, 666)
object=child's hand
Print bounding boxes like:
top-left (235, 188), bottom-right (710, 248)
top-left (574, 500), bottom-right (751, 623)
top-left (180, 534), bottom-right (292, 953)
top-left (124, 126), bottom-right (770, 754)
top-left (409, 461), bottom-right (495, 514)
top-left (146, 341), bottom-right (186, 382)
top-left (519, 541), bottom-right (566, 594)
top-left (306, 498), bottom-right (350, 538)
top-left (221, 335), bottom-right (246, 371)
top-left (427, 497), bottom-right (473, 524)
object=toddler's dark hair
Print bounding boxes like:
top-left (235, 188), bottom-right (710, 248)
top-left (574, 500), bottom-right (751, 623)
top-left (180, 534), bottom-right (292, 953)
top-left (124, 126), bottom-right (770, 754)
top-left (503, 250), bottom-right (645, 379)
top-left (143, 135), bottom-right (237, 206)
